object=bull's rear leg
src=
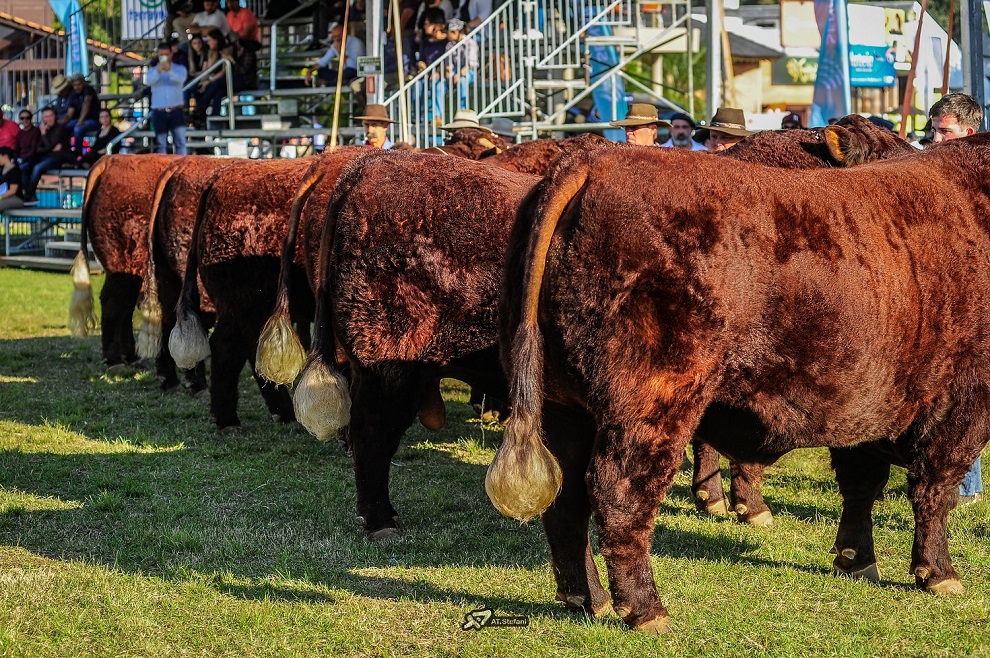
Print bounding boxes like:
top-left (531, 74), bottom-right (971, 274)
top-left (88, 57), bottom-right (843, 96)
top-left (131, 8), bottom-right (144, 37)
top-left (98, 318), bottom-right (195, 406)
top-left (691, 438), bottom-right (728, 515)
top-left (349, 363), bottom-right (426, 539)
top-left (904, 395), bottom-right (989, 593)
top-left (729, 461), bottom-right (773, 527)
top-left (250, 357), bottom-right (295, 423)
top-left (100, 273), bottom-right (142, 367)
top-left (207, 314), bottom-right (248, 428)
top-left (830, 445), bottom-right (890, 581)
top-left (541, 405), bottom-right (610, 617)
top-left (590, 416), bottom-right (702, 632)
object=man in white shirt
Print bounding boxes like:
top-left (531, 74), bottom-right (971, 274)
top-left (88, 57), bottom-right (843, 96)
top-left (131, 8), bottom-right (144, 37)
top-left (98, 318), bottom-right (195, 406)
top-left (146, 41), bottom-right (188, 154)
top-left (659, 112), bottom-right (708, 151)
top-left (189, 0), bottom-right (228, 37)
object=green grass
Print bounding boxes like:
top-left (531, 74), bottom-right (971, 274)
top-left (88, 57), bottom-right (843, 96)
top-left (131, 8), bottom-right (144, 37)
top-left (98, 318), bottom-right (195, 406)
top-left (0, 266), bottom-right (988, 657)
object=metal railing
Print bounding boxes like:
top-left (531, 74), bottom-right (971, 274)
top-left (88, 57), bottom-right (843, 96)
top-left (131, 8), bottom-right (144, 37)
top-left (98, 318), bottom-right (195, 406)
top-left (268, 0), bottom-right (318, 90)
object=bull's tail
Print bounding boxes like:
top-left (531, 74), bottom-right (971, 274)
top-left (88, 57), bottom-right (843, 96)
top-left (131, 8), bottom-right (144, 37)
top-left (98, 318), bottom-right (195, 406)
top-left (137, 160), bottom-right (182, 359)
top-left (68, 157), bottom-right (110, 336)
top-left (485, 160), bottom-right (590, 522)
top-left (167, 175), bottom-right (216, 370)
top-left (256, 167), bottom-right (326, 385)
top-left (293, 163), bottom-right (363, 440)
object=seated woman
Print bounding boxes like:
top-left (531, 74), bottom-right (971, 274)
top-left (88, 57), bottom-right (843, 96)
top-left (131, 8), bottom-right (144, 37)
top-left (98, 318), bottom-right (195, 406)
top-left (0, 146), bottom-right (26, 212)
top-left (191, 28), bottom-right (227, 126)
top-left (78, 109), bottom-right (120, 167)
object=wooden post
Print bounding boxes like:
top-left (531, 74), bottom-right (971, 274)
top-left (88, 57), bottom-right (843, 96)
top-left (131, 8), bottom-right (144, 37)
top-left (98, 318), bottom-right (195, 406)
top-left (941, 0), bottom-right (955, 95)
top-left (329, 2), bottom-right (351, 151)
top-left (899, 0), bottom-right (928, 138)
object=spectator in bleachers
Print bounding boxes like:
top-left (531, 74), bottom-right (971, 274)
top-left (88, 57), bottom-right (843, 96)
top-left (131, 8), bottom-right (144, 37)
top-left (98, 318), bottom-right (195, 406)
top-left (0, 146), bottom-right (26, 212)
top-left (191, 30), bottom-right (230, 125)
top-left (21, 107), bottom-right (70, 205)
top-left (226, 32), bottom-right (260, 93)
top-left (187, 33), bottom-right (207, 81)
top-left (0, 113), bottom-right (20, 150)
top-left (226, 1), bottom-right (259, 44)
top-left (78, 109), bottom-right (120, 167)
top-left (148, 41), bottom-right (189, 153)
top-left (49, 75), bottom-right (72, 122)
top-left (305, 23), bottom-right (364, 87)
top-left (415, 8), bottom-right (447, 128)
top-left (445, 18), bottom-right (477, 111)
top-left (189, 0), bottom-right (229, 38)
top-left (61, 74), bottom-right (100, 159)
top-left (15, 110), bottom-right (40, 162)
top-left (418, 0), bottom-right (454, 29)
top-left (165, 1), bottom-right (196, 43)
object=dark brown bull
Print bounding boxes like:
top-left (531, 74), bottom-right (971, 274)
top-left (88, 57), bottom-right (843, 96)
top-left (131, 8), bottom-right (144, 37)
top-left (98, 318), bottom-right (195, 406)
top-left (137, 155), bottom-right (230, 391)
top-left (170, 150), bottom-right (369, 428)
top-left (290, 135), bottom-right (610, 539)
top-left (488, 137), bottom-right (989, 632)
top-left (69, 154), bottom-right (180, 367)
top-left (690, 114), bottom-right (917, 524)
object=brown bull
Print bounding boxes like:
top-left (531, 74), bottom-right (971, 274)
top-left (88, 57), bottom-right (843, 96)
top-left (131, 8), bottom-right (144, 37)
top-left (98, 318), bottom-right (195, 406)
top-left (690, 114), bottom-right (917, 524)
top-left (488, 137), bottom-right (990, 632)
top-left (69, 154), bottom-right (180, 366)
top-left (289, 135), bottom-right (611, 539)
top-left (137, 155), bottom-right (230, 391)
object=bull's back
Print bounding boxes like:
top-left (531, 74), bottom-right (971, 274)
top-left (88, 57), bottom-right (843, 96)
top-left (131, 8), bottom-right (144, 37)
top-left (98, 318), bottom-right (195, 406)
top-left (332, 153), bottom-right (540, 363)
top-left (545, 146), bottom-right (990, 443)
top-left (87, 154), bottom-right (180, 276)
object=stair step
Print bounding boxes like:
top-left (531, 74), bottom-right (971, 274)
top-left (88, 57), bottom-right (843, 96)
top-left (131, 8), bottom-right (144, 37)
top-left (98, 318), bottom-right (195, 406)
top-left (64, 227), bottom-right (82, 241)
top-left (532, 79), bottom-right (587, 90)
top-left (583, 35), bottom-right (640, 47)
top-left (0, 254), bottom-right (102, 273)
top-left (45, 240), bottom-right (95, 258)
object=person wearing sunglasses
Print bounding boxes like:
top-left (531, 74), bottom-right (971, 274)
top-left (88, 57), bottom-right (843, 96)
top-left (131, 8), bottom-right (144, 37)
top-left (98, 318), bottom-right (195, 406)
top-left (15, 112), bottom-right (40, 162)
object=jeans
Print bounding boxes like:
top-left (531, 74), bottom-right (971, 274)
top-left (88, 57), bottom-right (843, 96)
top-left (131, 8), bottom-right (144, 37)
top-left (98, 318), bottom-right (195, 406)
top-left (23, 154), bottom-right (65, 196)
top-left (197, 78), bottom-right (228, 116)
top-left (960, 455), bottom-right (983, 497)
top-left (66, 117), bottom-right (100, 154)
top-left (455, 69), bottom-right (476, 110)
top-left (152, 108), bottom-right (187, 155)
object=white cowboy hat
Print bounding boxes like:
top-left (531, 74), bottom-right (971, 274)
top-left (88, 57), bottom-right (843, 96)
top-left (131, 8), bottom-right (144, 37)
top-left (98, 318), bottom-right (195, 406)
top-left (440, 108), bottom-right (492, 132)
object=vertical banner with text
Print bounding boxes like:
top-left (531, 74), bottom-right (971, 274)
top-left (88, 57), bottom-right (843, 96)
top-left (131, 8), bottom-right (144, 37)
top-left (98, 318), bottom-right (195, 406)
top-left (122, 0), bottom-right (167, 41)
top-left (810, 0), bottom-right (852, 126)
top-left (49, 0), bottom-right (88, 76)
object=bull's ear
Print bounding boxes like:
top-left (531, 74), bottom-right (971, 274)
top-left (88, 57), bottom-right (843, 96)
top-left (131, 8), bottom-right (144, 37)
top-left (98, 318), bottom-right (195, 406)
top-left (823, 124), bottom-right (865, 165)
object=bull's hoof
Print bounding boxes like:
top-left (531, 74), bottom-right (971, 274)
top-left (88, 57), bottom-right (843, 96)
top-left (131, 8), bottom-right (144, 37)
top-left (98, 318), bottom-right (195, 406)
top-left (193, 389), bottom-right (209, 400)
top-left (107, 363), bottom-right (130, 373)
top-left (740, 510), bottom-right (774, 528)
top-left (591, 601), bottom-right (614, 618)
top-left (621, 611), bottom-right (672, 634)
top-left (833, 560), bottom-right (881, 582)
top-left (355, 515), bottom-right (366, 527)
top-left (368, 526), bottom-right (403, 543)
top-left (559, 594), bottom-right (585, 610)
top-left (220, 425), bottom-right (244, 435)
top-left (927, 578), bottom-right (965, 595)
top-left (704, 498), bottom-right (729, 516)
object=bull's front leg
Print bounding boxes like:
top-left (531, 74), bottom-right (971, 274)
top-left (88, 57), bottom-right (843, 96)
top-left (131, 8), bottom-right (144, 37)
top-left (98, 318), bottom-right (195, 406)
top-left (830, 445), bottom-right (889, 582)
top-left (590, 417), bottom-right (698, 633)
top-left (729, 461), bottom-right (773, 527)
top-left (541, 404), bottom-right (610, 617)
top-left (349, 363), bottom-right (424, 540)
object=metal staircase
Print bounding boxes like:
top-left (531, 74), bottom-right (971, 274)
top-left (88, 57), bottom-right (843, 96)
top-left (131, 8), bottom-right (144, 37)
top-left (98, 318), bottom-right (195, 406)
top-left (382, 0), bottom-right (695, 148)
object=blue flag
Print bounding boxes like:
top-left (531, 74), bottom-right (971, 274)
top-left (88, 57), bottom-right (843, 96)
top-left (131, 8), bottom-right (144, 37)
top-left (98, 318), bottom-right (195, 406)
top-left (810, 0), bottom-right (851, 127)
top-left (49, 0), bottom-right (89, 77)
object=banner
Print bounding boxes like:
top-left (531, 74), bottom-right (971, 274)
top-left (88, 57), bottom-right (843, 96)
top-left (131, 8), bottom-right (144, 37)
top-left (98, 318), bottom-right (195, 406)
top-left (122, 0), bottom-right (166, 41)
top-left (810, 0), bottom-right (852, 126)
top-left (49, 0), bottom-right (88, 76)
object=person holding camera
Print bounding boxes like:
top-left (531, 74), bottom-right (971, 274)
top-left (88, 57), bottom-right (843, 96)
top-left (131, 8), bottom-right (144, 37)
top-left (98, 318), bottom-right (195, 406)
top-left (146, 41), bottom-right (188, 155)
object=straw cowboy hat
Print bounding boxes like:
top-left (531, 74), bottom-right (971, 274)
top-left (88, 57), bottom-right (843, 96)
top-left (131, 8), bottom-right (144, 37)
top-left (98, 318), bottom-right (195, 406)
top-left (441, 108), bottom-right (492, 132)
top-left (609, 103), bottom-right (670, 128)
top-left (707, 107), bottom-right (755, 137)
top-left (354, 104), bottom-right (396, 124)
top-left (51, 74), bottom-right (69, 93)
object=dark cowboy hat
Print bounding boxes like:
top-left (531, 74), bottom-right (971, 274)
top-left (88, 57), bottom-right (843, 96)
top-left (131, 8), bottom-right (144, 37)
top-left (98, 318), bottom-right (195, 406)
top-left (354, 104), bottom-right (396, 124)
top-left (669, 112), bottom-right (697, 129)
top-left (707, 107), bottom-right (754, 137)
top-left (609, 103), bottom-right (671, 128)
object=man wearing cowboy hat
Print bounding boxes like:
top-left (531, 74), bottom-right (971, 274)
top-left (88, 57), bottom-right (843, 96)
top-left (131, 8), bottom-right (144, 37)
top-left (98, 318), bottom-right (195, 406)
top-left (659, 112), bottom-right (707, 151)
top-left (355, 104), bottom-right (396, 150)
top-left (439, 108), bottom-right (492, 133)
top-left (707, 107), bottom-right (755, 152)
top-left (608, 103), bottom-right (670, 146)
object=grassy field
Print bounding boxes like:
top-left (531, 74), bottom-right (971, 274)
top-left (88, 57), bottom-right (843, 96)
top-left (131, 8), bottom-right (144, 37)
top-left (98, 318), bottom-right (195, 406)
top-left (0, 267), bottom-right (988, 657)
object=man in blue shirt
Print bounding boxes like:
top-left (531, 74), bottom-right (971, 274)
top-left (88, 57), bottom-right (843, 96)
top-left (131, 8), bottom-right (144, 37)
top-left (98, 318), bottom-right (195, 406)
top-left (146, 41), bottom-right (188, 155)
